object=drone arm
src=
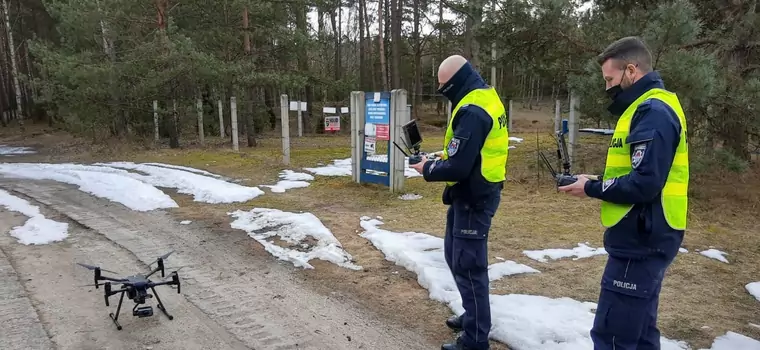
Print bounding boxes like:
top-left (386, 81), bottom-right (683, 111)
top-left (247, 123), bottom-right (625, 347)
top-left (149, 273), bottom-right (181, 294)
top-left (99, 275), bottom-right (129, 283)
top-left (144, 265), bottom-right (162, 279)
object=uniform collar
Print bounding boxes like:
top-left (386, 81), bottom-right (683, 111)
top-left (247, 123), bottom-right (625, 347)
top-left (607, 71), bottom-right (666, 117)
top-left (438, 62), bottom-right (488, 108)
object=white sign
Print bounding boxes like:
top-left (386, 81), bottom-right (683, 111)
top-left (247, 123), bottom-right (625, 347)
top-left (289, 101), bottom-right (308, 111)
top-left (323, 107), bottom-right (336, 114)
top-left (364, 137), bottom-right (376, 154)
top-left (341, 107), bottom-right (349, 114)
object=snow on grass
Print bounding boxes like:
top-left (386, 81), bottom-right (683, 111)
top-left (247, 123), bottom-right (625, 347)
top-left (398, 193), bottom-right (423, 200)
top-left (699, 248), bottom-right (729, 263)
top-left (745, 282), bottom-right (760, 302)
top-left (700, 331), bottom-right (760, 350)
top-left (0, 189), bottom-right (68, 245)
top-left (679, 247), bottom-right (689, 253)
top-left (143, 162), bottom-right (224, 178)
top-left (523, 243), bottom-right (608, 263)
top-left (180, 220), bottom-right (192, 225)
top-left (229, 208), bottom-right (361, 270)
top-left (96, 161), bottom-right (264, 203)
top-left (261, 170), bottom-right (313, 193)
top-left (358, 217), bottom-right (689, 350)
top-left (0, 145), bottom-right (36, 156)
top-left (279, 170), bottom-right (314, 181)
top-left (303, 158), bottom-right (353, 176)
top-left (0, 163), bottom-right (178, 211)
top-left (488, 260), bottom-right (540, 281)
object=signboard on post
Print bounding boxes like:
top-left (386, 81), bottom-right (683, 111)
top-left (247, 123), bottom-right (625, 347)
top-left (324, 116), bottom-right (340, 132)
top-left (349, 90), bottom-right (408, 192)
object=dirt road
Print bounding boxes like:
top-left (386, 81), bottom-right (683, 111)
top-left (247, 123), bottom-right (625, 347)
top-left (0, 179), bottom-right (432, 350)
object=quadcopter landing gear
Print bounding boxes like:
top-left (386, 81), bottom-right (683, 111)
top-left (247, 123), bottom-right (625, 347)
top-left (109, 292), bottom-right (125, 330)
top-left (151, 286), bottom-right (174, 320)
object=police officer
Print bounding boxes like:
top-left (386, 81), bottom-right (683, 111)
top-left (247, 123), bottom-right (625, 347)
top-left (557, 36), bottom-right (689, 349)
top-left (409, 54), bottom-right (509, 350)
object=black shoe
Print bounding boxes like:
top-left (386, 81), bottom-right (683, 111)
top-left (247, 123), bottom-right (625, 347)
top-left (445, 315), bottom-right (462, 331)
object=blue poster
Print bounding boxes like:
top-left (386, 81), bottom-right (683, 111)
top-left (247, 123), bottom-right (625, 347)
top-left (365, 93), bottom-right (390, 125)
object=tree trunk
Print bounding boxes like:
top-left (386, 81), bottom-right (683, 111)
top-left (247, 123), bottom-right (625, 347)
top-left (1, 0), bottom-right (24, 130)
top-left (378, 0), bottom-right (388, 90)
top-left (242, 6), bottom-right (256, 147)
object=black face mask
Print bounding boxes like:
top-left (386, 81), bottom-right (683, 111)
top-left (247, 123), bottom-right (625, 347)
top-left (605, 70), bottom-right (628, 101)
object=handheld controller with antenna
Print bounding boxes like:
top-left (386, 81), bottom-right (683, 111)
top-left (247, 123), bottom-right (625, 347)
top-left (392, 119), bottom-right (440, 165)
top-left (538, 120), bottom-right (580, 188)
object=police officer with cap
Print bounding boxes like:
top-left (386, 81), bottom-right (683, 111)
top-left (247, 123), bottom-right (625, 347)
top-left (557, 36), bottom-right (689, 349)
top-left (409, 54), bottom-right (509, 350)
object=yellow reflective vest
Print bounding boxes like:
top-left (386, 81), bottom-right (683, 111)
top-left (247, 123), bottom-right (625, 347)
top-left (441, 87), bottom-right (509, 186)
top-left (600, 88), bottom-right (689, 230)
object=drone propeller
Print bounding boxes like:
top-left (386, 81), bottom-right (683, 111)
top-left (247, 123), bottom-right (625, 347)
top-left (149, 250), bottom-right (175, 266)
top-left (147, 250), bottom-right (175, 278)
top-left (76, 263), bottom-right (119, 275)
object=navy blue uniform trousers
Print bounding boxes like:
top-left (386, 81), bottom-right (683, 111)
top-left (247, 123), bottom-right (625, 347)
top-left (443, 196), bottom-right (499, 350)
top-left (591, 255), bottom-right (672, 350)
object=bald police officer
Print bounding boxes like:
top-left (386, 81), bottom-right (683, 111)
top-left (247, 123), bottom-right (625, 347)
top-left (409, 54), bottom-right (509, 350)
top-left (558, 36), bottom-right (689, 349)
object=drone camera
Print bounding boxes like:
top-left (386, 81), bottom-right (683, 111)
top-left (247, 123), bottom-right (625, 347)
top-left (133, 306), bottom-right (153, 318)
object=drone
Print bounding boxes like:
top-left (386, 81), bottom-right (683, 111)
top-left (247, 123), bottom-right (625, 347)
top-left (77, 250), bottom-right (182, 330)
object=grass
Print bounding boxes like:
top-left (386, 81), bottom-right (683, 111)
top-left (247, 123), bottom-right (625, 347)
top-left (2, 104), bottom-right (760, 348)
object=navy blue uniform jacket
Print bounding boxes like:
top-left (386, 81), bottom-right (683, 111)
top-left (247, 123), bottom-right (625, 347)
top-left (584, 71), bottom-right (684, 261)
top-left (421, 62), bottom-right (503, 209)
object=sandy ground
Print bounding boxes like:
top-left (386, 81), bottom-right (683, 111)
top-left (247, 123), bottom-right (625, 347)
top-left (0, 179), bottom-right (434, 350)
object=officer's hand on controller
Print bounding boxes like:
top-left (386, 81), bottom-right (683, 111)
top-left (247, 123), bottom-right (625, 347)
top-left (557, 174), bottom-right (591, 198)
top-left (409, 155), bottom-right (428, 174)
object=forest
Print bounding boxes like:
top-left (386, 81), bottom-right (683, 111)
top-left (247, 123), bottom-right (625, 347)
top-left (0, 0), bottom-right (758, 166)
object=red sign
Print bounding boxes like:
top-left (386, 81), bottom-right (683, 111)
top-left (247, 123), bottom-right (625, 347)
top-left (376, 124), bottom-right (390, 141)
top-left (324, 116), bottom-right (340, 131)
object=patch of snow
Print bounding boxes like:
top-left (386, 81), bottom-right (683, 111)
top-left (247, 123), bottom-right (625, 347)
top-left (262, 180), bottom-right (311, 193)
top-left (180, 220), bottom-right (192, 225)
top-left (143, 162), bottom-right (223, 178)
top-left (96, 162), bottom-right (265, 204)
top-left (0, 145), bottom-right (36, 155)
top-left (399, 193), bottom-right (423, 200)
top-left (488, 261), bottom-right (541, 281)
top-left (358, 217), bottom-right (688, 350)
top-left (0, 163), bottom-right (178, 211)
top-left (229, 208), bottom-right (361, 270)
top-left (745, 282), bottom-right (760, 302)
top-left (0, 189), bottom-right (69, 245)
top-left (495, 256), bottom-right (505, 261)
top-left (700, 249), bottom-right (729, 263)
top-left (523, 243), bottom-right (608, 263)
top-left (679, 247), bottom-right (689, 253)
top-left (510, 137), bottom-right (524, 142)
top-left (303, 158), bottom-right (353, 176)
top-left (699, 331), bottom-right (760, 350)
top-left (750, 323), bottom-right (760, 330)
top-left (279, 170), bottom-right (315, 182)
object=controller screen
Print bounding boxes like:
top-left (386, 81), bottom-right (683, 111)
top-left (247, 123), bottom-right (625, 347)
top-left (402, 120), bottom-right (423, 148)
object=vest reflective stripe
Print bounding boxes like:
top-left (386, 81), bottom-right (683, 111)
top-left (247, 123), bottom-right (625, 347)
top-left (442, 87), bottom-right (509, 186)
top-left (600, 88), bottom-right (689, 230)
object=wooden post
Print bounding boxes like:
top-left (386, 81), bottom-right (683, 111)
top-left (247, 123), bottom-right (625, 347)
top-left (280, 94), bottom-right (290, 165)
top-left (569, 92), bottom-right (579, 165)
top-left (230, 96), bottom-right (239, 151)
top-left (554, 99), bottom-right (561, 133)
top-left (217, 99), bottom-right (224, 138)
top-left (153, 100), bottom-right (159, 142)
top-left (297, 102), bottom-right (303, 137)
top-left (196, 97), bottom-right (204, 145)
